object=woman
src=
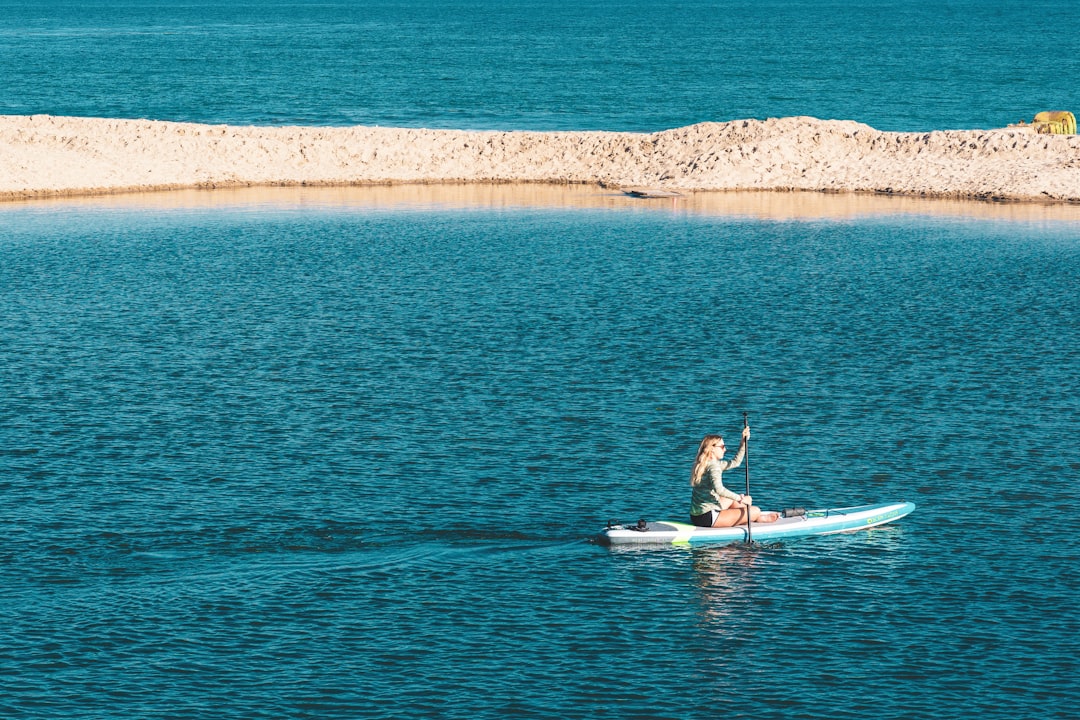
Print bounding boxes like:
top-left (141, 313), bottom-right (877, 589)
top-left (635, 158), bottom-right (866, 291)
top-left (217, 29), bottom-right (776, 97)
top-left (689, 426), bottom-right (779, 527)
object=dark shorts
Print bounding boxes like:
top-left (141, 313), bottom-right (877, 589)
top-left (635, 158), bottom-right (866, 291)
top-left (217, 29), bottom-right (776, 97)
top-left (690, 510), bottom-right (718, 527)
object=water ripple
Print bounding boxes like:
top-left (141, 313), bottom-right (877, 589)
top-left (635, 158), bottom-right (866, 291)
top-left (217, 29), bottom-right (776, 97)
top-left (1, 208), bottom-right (1078, 718)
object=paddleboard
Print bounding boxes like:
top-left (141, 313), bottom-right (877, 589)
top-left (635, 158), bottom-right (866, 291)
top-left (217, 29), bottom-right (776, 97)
top-left (597, 501), bottom-right (915, 546)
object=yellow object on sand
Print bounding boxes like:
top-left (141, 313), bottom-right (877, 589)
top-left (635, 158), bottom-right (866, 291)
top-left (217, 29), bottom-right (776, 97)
top-left (1032, 111), bottom-right (1076, 135)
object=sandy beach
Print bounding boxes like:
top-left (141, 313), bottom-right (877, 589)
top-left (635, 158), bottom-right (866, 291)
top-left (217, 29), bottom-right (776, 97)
top-left (2, 114), bottom-right (1079, 203)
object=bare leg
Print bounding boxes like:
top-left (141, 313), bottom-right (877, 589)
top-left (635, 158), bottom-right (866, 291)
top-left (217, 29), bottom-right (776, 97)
top-left (712, 506), bottom-right (751, 527)
top-left (711, 505), bottom-right (779, 527)
top-left (753, 507), bottom-right (780, 523)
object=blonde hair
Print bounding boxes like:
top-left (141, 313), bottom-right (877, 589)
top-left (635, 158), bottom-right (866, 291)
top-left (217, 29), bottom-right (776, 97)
top-left (690, 435), bottom-right (724, 486)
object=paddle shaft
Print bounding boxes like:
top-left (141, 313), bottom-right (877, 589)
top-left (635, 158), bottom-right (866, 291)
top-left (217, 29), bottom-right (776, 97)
top-left (743, 412), bottom-right (752, 543)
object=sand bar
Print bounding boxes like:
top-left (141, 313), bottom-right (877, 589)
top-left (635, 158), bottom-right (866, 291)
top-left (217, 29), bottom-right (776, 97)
top-left (2, 114), bottom-right (1079, 204)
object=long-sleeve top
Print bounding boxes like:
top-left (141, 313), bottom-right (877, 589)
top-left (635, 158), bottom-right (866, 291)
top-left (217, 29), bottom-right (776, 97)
top-left (689, 447), bottom-right (746, 516)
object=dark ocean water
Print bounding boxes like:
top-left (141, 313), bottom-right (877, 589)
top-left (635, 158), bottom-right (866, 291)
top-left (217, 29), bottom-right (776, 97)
top-left (2, 0), bottom-right (1079, 131)
top-left (2, 1), bottom-right (1080, 718)
top-left (2, 202), bottom-right (1078, 718)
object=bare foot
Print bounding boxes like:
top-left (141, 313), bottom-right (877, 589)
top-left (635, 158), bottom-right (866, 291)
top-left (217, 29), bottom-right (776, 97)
top-left (755, 512), bottom-right (780, 523)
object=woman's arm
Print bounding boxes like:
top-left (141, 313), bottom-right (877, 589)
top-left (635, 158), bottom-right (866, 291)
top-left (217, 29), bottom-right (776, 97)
top-left (708, 462), bottom-right (743, 502)
top-left (719, 442), bottom-right (746, 471)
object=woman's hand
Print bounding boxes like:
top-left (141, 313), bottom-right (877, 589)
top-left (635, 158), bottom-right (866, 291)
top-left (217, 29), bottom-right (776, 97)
top-left (741, 426), bottom-right (751, 442)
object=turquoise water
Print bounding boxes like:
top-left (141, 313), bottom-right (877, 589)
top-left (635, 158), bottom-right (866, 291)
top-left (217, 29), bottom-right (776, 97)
top-left (2, 0), bottom-right (1079, 131)
top-left (3, 1), bottom-right (1080, 718)
top-left (2, 202), bottom-right (1078, 718)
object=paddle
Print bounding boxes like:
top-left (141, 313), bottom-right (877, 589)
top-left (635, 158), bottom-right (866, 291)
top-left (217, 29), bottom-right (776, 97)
top-left (743, 411), bottom-right (752, 544)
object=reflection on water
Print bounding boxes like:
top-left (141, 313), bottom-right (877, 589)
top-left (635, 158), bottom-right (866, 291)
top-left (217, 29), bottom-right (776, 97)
top-left (6, 182), bottom-right (1080, 223)
top-left (692, 545), bottom-right (758, 583)
top-left (690, 544), bottom-right (765, 631)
